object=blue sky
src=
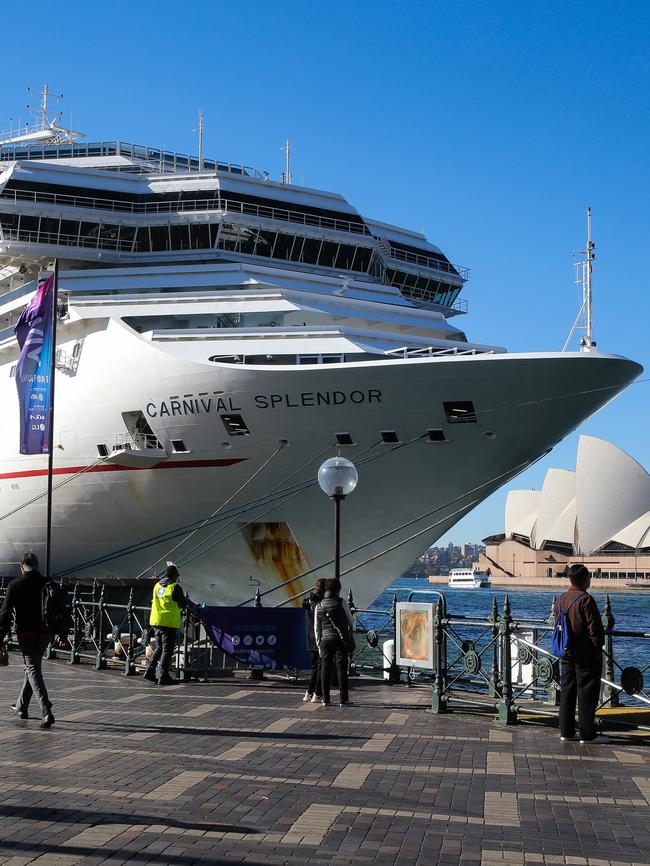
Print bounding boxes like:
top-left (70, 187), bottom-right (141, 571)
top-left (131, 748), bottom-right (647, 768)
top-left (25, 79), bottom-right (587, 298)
top-left (1, 0), bottom-right (648, 544)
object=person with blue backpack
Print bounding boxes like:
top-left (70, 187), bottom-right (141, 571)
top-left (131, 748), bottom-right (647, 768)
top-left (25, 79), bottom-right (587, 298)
top-left (553, 564), bottom-right (608, 744)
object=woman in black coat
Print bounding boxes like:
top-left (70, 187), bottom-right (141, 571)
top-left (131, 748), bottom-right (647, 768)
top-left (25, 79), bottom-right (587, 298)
top-left (302, 579), bottom-right (325, 702)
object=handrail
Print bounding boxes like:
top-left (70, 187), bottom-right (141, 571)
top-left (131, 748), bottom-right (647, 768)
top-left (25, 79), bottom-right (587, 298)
top-left (0, 187), bottom-right (371, 237)
top-left (0, 139), bottom-right (260, 177)
top-left (0, 189), bottom-right (471, 283)
top-left (0, 227), bottom-right (132, 252)
top-left (387, 246), bottom-right (469, 280)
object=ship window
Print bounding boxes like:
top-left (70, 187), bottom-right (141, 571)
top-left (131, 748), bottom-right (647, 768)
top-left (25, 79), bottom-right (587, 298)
top-left (190, 224), bottom-right (211, 250)
top-left (221, 414), bottom-right (251, 436)
top-left (443, 401), bottom-right (477, 424)
top-left (381, 431), bottom-right (400, 443)
top-left (335, 433), bottom-right (354, 446)
top-left (171, 439), bottom-right (189, 453)
top-left (153, 225), bottom-right (172, 251)
top-left (96, 444), bottom-right (109, 457)
top-left (427, 429), bottom-right (447, 442)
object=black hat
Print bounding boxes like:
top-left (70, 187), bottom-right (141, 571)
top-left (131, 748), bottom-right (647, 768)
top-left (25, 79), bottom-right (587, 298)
top-left (20, 552), bottom-right (38, 572)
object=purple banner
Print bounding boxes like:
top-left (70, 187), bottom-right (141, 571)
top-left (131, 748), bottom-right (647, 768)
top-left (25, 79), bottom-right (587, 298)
top-left (203, 607), bottom-right (312, 670)
top-left (14, 273), bottom-right (55, 455)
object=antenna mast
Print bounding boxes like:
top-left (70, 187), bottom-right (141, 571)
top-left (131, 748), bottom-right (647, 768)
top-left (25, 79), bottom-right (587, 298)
top-left (280, 139), bottom-right (292, 184)
top-left (583, 206), bottom-right (595, 350)
top-left (562, 207), bottom-right (597, 353)
top-left (196, 110), bottom-right (204, 171)
top-left (1, 84), bottom-right (84, 146)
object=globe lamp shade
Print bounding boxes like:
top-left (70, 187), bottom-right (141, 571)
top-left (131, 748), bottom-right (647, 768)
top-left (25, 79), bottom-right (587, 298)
top-left (318, 457), bottom-right (358, 498)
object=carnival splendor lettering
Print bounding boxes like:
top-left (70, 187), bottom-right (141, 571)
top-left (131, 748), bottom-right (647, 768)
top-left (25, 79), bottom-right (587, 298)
top-left (145, 389), bottom-right (382, 418)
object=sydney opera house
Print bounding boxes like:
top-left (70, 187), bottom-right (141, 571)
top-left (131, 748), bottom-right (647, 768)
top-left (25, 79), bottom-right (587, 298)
top-left (478, 436), bottom-right (650, 588)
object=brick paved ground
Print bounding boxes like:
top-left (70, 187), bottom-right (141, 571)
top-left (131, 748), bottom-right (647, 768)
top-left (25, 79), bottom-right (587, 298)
top-left (0, 659), bottom-right (648, 865)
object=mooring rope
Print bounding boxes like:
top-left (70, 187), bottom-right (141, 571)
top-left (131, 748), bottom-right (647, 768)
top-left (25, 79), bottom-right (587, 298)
top-left (136, 439), bottom-right (290, 578)
top-left (249, 453), bottom-right (538, 608)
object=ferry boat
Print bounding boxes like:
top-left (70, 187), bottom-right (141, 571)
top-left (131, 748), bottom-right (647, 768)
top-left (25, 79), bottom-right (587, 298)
top-left (447, 568), bottom-right (490, 589)
top-left (0, 89), bottom-right (642, 607)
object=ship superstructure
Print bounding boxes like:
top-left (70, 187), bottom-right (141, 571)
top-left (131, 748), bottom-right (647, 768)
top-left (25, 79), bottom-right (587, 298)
top-left (0, 100), bottom-right (642, 607)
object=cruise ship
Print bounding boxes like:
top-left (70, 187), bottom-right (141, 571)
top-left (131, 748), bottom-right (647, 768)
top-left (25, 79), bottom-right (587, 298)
top-left (0, 93), bottom-right (642, 607)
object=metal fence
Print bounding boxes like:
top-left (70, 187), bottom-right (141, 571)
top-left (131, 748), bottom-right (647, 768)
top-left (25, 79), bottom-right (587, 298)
top-left (1, 578), bottom-right (648, 726)
top-left (0, 579), bottom-right (232, 682)
top-left (348, 589), bottom-right (650, 725)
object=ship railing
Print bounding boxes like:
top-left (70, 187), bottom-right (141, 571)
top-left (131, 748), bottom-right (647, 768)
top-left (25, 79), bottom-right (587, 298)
top-left (0, 227), bottom-right (133, 253)
top-left (112, 432), bottom-right (163, 451)
top-left (399, 285), bottom-right (469, 312)
top-left (0, 140), bottom-right (261, 178)
top-left (384, 345), bottom-right (488, 359)
top-left (0, 187), bottom-right (372, 237)
top-left (386, 246), bottom-right (470, 280)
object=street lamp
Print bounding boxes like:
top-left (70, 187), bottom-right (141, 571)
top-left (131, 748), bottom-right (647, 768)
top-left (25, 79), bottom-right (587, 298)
top-left (318, 457), bottom-right (358, 581)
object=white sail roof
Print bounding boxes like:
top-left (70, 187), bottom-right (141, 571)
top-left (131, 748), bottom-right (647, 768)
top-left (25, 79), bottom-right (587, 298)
top-left (505, 490), bottom-right (540, 541)
top-left (501, 436), bottom-right (650, 556)
top-left (575, 436), bottom-right (650, 555)
top-left (535, 469), bottom-right (576, 549)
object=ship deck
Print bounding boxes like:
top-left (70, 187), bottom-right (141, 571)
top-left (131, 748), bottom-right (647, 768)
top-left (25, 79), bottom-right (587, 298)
top-left (0, 661), bottom-right (649, 865)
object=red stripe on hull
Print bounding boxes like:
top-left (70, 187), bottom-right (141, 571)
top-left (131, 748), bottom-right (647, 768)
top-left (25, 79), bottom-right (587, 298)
top-left (0, 458), bottom-right (247, 481)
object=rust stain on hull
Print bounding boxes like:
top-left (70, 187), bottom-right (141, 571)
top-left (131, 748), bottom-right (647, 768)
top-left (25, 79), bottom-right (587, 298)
top-left (242, 522), bottom-right (310, 606)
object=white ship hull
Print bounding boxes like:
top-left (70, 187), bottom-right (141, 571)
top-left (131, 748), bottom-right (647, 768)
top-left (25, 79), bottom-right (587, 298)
top-left (0, 318), bottom-right (640, 608)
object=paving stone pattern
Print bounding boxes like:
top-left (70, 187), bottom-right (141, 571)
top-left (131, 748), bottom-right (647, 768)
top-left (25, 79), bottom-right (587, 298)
top-left (0, 660), bottom-right (648, 865)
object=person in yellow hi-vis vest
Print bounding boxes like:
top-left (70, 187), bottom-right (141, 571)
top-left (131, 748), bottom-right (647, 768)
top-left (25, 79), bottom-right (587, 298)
top-left (144, 564), bottom-right (187, 685)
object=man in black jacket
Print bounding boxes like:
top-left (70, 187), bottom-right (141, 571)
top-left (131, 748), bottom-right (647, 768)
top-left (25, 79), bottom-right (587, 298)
top-left (0, 553), bottom-right (55, 728)
top-left (558, 563), bottom-right (608, 745)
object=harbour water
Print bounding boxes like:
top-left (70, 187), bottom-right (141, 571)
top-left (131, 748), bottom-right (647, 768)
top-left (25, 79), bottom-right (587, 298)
top-left (367, 576), bottom-right (650, 670)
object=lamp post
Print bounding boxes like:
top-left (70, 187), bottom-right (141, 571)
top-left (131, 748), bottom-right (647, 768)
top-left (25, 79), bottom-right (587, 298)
top-left (318, 457), bottom-right (358, 582)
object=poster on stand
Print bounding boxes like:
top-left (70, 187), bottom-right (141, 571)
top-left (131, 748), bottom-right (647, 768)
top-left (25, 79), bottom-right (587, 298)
top-left (395, 602), bottom-right (435, 669)
top-left (203, 606), bottom-right (311, 670)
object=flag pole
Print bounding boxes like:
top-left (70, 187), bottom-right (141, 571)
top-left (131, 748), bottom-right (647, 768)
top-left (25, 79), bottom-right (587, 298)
top-left (45, 259), bottom-right (59, 577)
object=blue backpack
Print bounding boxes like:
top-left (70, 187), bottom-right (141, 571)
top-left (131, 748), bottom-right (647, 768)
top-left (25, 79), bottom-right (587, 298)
top-left (551, 594), bottom-right (585, 659)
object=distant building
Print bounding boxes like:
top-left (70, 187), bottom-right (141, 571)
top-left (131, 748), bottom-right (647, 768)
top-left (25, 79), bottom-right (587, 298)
top-left (479, 436), bottom-right (650, 587)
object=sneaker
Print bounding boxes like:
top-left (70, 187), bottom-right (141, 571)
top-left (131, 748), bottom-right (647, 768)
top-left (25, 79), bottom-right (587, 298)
top-left (311, 694), bottom-right (321, 703)
top-left (560, 735), bottom-right (578, 741)
top-left (321, 699), bottom-right (330, 706)
top-left (142, 669), bottom-right (157, 683)
top-left (580, 734), bottom-right (611, 745)
top-left (303, 691), bottom-right (312, 702)
top-left (339, 700), bottom-right (352, 707)
top-left (40, 713), bottom-right (55, 730)
top-left (10, 705), bottom-right (28, 720)
top-left (157, 675), bottom-right (177, 686)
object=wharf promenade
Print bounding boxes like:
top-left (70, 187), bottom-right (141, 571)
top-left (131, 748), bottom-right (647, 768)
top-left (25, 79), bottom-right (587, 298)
top-left (0, 662), bottom-right (649, 866)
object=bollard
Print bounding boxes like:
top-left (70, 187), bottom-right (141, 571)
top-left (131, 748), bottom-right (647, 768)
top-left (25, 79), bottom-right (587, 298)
top-left (248, 589), bottom-right (265, 679)
top-left (179, 600), bottom-right (191, 682)
top-left (95, 585), bottom-right (107, 670)
top-left (124, 589), bottom-right (136, 677)
top-left (387, 592), bottom-right (401, 684)
top-left (497, 594), bottom-right (517, 724)
top-left (347, 588), bottom-right (359, 677)
top-left (602, 595), bottom-right (619, 708)
top-left (431, 596), bottom-right (448, 713)
top-left (546, 595), bottom-right (560, 704)
top-left (489, 595), bottom-right (500, 697)
top-left (69, 583), bottom-right (80, 665)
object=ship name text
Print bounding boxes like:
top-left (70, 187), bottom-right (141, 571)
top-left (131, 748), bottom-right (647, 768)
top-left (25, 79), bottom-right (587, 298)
top-left (145, 388), bottom-right (382, 418)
